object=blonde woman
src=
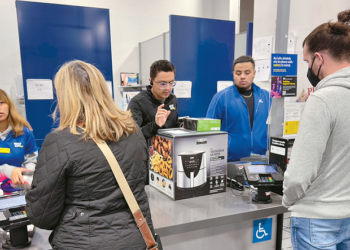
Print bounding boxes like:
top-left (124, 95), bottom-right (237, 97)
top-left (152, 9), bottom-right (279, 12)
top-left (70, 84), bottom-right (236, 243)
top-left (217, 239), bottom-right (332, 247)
top-left (25, 60), bottom-right (155, 249)
top-left (0, 89), bottom-right (37, 185)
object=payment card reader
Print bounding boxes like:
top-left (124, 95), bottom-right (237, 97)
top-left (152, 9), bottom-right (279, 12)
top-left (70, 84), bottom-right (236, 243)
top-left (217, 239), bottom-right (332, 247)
top-left (0, 195), bottom-right (32, 248)
top-left (244, 165), bottom-right (284, 203)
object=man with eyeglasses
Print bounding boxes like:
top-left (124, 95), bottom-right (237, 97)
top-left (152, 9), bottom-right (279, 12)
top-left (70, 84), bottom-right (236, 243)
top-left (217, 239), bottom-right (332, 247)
top-left (128, 60), bottom-right (180, 141)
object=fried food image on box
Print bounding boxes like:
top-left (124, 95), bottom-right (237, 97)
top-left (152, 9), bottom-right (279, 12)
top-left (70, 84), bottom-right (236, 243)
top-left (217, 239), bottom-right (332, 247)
top-left (150, 136), bottom-right (173, 180)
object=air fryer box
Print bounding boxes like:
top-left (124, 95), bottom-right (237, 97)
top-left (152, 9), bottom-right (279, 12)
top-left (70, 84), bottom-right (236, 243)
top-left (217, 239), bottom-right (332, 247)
top-left (149, 128), bottom-right (228, 200)
top-left (183, 118), bottom-right (221, 132)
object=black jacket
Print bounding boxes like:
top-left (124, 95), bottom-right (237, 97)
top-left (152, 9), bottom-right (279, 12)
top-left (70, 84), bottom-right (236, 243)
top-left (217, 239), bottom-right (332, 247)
top-left (25, 127), bottom-right (154, 249)
top-left (128, 85), bottom-right (180, 140)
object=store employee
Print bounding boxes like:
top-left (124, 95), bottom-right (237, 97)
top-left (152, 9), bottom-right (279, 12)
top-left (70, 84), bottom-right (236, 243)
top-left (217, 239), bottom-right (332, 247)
top-left (0, 90), bottom-right (37, 184)
top-left (128, 60), bottom-right (180, 140)
top-left (206, 56), bottom-right (271, 162)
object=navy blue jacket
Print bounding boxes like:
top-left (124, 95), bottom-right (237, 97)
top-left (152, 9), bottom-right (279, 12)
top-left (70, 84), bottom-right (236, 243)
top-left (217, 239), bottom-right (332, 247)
top-left (206, 84), bottom-right (270, 162)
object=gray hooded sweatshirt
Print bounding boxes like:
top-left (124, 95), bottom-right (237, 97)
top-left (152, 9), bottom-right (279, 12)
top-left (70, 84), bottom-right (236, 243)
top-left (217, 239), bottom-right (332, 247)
top-left (283, 66), bottom-right (350, 219)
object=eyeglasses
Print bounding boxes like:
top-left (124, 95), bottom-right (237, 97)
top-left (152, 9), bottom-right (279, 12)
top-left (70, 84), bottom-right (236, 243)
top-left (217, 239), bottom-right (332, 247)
top-left (154, 81), bottom-right (176, 89)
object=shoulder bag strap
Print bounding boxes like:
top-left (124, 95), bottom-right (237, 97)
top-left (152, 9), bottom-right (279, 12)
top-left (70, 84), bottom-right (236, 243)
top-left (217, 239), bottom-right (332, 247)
top-left (96, 141), bottom-right (158, 250)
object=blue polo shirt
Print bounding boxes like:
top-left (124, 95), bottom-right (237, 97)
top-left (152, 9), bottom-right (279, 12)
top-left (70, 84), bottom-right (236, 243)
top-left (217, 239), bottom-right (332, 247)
top-left (0, 127), bottom-right (37, 167)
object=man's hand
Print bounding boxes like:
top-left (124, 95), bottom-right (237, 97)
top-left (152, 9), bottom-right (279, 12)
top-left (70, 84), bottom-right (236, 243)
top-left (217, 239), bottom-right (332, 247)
top-left (155, 104), bottom-right (171, 127)
top-left (11, 168), bottom-right (30, 185)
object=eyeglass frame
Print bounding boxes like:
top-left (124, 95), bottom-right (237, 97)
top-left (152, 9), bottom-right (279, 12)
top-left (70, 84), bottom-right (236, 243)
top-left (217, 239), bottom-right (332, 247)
top-left (153, 80), bottom-right (177, 89)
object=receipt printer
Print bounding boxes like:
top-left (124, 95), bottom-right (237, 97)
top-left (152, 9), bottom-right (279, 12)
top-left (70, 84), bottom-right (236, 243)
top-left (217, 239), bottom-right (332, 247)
top-left (244, 165), bottom-right (284, 203)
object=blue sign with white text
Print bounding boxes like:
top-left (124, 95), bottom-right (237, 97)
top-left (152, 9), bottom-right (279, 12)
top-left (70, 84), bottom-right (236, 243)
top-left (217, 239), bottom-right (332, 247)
top-left (252, 218), bottom-right (273, 243)
top-left (271, 54), bottom-right (297, 76)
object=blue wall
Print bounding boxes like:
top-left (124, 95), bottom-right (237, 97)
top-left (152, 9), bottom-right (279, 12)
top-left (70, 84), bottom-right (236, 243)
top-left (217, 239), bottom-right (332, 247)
top-left (170, 15), bottom-right (235, 117)
top-left (16, 1), bottom-right (113, 146)
top-left (246, 22), bottom-right (254, 56)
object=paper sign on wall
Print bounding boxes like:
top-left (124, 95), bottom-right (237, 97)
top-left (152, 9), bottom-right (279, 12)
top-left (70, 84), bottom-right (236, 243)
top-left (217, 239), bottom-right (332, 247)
top-left (283, 102), bottom-right (306, 136)
top-left (253, 36), bottom-right (273, 59)
top-left (254, 59), bottom-right (271, 82)
top-left (174, 81), bottom-right (192, 98)
top-left (271, 54), bottom-right (298, 98)
top-left (287, 32), bottom-right (296, 53)
top-left (217, 81), bottom-right (233, 92)
top-left (26, 79), bottom-right (53, 100)
top-left (106, 81), bottom-right (113, 97)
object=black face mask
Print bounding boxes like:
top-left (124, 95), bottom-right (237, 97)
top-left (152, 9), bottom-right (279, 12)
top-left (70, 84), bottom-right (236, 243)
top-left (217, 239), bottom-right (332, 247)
top-left (307, 56), bottom-right (322, 87)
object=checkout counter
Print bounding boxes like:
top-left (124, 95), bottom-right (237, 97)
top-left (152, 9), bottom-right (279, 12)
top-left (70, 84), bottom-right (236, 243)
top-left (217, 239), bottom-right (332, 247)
top-left (0, 129), bottom-right (287, 249)
top-left (9, 185), bottom-right (287, 250)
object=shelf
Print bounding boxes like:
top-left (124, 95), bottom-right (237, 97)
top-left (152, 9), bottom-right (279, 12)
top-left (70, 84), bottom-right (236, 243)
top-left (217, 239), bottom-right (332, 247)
top-left (119, 85), bottom-right (148, 88)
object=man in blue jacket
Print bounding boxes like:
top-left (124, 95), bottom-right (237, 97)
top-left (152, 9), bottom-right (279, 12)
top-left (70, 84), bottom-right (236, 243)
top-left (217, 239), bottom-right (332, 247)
top-left (207, 56), bottom-right (270, 162)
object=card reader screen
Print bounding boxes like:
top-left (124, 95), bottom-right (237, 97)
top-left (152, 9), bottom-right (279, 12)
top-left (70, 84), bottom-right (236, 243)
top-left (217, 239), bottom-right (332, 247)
top-left (0, 195), bottom-right (26, 210)
top-left (248, 165), bottom-right (277, 174)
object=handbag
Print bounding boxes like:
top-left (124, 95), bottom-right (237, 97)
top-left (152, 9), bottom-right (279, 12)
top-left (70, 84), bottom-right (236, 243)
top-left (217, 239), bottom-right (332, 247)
top-left (97, 141), bottom-right (162, 250)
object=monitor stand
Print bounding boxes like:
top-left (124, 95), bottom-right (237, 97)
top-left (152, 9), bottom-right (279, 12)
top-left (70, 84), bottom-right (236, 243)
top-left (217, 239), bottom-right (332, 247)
top-left (252, 187), bottom-right (273, 204)
top-left (2, 225), bottom-right (31, 249)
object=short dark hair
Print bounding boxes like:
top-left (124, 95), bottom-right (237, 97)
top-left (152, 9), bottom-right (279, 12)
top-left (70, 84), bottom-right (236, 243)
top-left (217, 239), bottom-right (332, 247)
top-left (233, 56), bottom-right (255, 71)
top-left (150, 60), bottom-right (176, 81)
top-left (303, 10), bottom-right (350, 62)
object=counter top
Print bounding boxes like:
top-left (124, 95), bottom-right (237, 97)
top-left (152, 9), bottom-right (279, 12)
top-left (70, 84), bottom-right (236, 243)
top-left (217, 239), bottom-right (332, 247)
top-left (146, 186), bottom-right (288, 237)
top-left (15, 186), bottom-right (288, 249)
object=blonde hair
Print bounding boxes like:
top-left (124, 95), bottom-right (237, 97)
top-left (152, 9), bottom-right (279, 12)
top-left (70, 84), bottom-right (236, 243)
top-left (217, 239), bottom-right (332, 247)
top-left (0, 89), bottom-right (32, 136)
top-left (53, 60), bottom-right (137, 143)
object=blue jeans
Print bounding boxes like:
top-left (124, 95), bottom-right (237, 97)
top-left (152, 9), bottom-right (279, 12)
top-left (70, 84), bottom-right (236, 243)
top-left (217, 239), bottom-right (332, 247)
top-left (291, 217), bottom-right (350, 250)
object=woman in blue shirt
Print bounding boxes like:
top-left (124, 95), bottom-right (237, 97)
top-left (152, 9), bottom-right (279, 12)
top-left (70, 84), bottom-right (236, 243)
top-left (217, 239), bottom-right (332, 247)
top-left (0, 89), bottom-right (37, 184)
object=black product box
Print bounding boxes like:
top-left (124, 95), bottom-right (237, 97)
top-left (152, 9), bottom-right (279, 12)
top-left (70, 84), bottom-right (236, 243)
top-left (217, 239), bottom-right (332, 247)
top-left (149, 128), bottom-right (228, 200)
top-left (269, 137), bottom-right (294, 195)
top-left (269, 137), bottom-right (295, 172)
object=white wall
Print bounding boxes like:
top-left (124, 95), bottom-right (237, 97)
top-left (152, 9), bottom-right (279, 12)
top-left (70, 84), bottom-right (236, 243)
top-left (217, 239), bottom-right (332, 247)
top-left (229, 0), bottom-right (240, 33)
top-left (252, 0), bottom-right (277, 90)
top-left (0, 1), bottom-right (24, 99)
top-left (253, 0), bottom-right (350, 91)
top-left (212, 0), bottom-right (230, 20)
top-left (0, 0), bottom-right (232, 109)
top-left (289, 0), bottom-right (350, 94)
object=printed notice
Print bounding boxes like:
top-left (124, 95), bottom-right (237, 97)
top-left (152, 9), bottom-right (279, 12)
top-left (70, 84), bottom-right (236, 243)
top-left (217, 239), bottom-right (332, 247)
top-left (255, 59), bottom-right (271, 82)
top-left (283, 102), bottom-right (306, 136)
top-left (270, 145), bottom-right (285, 156)
top-left (253, 36), bottom-right (273, 59)
top-left (271, 54), bottom-right (298, 98)
top-left (284, 121), bottom-right (299, 135)
top-left (282, 76), bottom-right (297, 97)
top-left (271, 54), bottom-right (298, 76)
top-left (287, 32), bottom-right (296, 53)
top-left (174, 81), bottom-right (192, 98)
top-left (26, 79), bottom-right (53, 100)
top-left (106, 81), bottom-right (113, 97)
top-left (217, 81), bottom-right (233, 92)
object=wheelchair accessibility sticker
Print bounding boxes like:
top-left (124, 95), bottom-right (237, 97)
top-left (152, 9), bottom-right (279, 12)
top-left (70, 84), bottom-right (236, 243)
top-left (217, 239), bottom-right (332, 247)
top-left (252, 218), bottom-right (272, 243)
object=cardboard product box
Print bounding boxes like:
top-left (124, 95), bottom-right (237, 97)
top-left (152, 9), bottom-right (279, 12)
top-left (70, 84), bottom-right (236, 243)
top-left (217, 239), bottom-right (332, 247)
top-left (183, 118), bottom-right (221, 132)
top-left (149, 128), bottom-right (228, 200)
top-left (269, 137), bottom-right (295, 172)
top-left (269, 137), bottom-right (294, 195)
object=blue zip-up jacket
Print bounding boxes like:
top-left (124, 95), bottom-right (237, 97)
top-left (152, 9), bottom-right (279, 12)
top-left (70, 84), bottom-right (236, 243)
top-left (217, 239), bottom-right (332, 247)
top-left (206, 83), bottom-right (270, 162)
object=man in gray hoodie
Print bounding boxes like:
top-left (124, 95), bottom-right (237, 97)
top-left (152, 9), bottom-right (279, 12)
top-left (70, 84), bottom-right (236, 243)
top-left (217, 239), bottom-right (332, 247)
top-left (283, 10), bottom-right (350, 249)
